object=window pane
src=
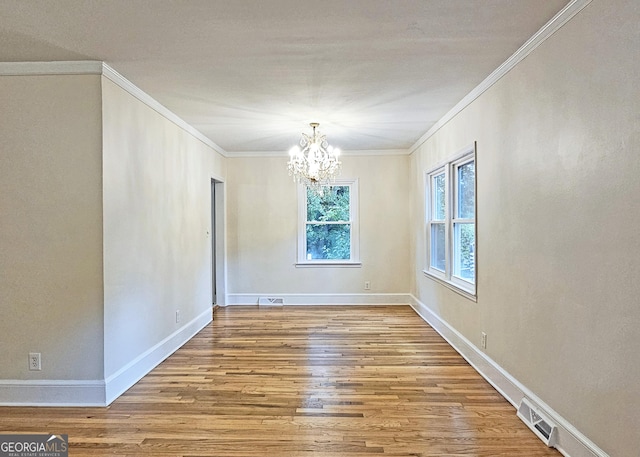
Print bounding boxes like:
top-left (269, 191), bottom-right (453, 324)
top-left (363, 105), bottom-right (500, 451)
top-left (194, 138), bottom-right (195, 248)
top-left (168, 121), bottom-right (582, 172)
top-left (307, 186), bottom-right (350, 222)
top-left (306, 224), bottom-right (351, 260)
top-left (430, 223), bottom-right (446, 271)
top-left (457, 161), bottom-right (475, 219)
top-left (454, 223), bottom-right (475, 282)
top-left (432, 173), bottom-right (445, 220)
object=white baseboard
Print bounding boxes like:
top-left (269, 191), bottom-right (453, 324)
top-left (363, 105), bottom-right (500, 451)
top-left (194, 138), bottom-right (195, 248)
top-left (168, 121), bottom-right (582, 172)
top-left (104, 307), bottom-right (212, 405)
top-left (0, 307), bottom-right (212, 407)
top-left (0, 380), bottom-right (105, 407)
top-left (226, 293), bottom-right (412, 306)
top-left (0, 296), bottom-right (609, 457)
top-left (409, 295), bottom-right (608, 457)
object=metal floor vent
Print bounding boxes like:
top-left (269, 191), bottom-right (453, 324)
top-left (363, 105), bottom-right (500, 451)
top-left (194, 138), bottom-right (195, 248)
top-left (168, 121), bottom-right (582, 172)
top-left (517, 398), bottom-right (557, 447)
top-left (258, 297), bottom-right (284, 306)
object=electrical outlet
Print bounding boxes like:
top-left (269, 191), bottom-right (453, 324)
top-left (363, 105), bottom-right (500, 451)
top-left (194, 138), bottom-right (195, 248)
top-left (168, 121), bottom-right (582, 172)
top-left (29, 352), bottom-right (41, 371)
top-left (481, 332), bottom-right (487, 350)
top-left (364, 281), bottom-right (371, 290)
top-left (175, 310), bottom-right (180, 324)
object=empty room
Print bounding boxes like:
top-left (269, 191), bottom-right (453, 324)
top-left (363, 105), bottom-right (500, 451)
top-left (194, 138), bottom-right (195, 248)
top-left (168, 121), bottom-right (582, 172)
top-left (0, 1), bottom-right (638, 456)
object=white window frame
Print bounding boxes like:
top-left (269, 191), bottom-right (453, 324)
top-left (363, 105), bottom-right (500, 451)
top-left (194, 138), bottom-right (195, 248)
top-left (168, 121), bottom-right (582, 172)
top-left (426, 167), bottom-right (448, 280)
top-left (424, 144), bottom-right (476, 299)
top-left (296, 178), bottom-right (361, 267)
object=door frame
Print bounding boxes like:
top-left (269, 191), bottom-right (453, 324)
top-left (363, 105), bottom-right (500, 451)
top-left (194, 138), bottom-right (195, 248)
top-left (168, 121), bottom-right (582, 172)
top-left (211, 177), bottom-right (227, 306)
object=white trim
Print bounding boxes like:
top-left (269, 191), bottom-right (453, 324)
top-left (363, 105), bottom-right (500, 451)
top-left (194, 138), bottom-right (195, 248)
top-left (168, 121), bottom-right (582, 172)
top-left (295, 261), bottom-right (362, 268)
top-left (424, 145), bottom-right (476, 297)
top-left (104, 307), bottom-right (212, 405)
top-left (425, 166), bottom-right (448, 281)
top-left (0, 308), bottom-right (212, 406)
top-left (0, 379), bottom-right (105, 407)
top-left (409, 0), bottom-right (593, 154)
top-left (424, 142), bottom-right (478, 176)
top-left (211, 178), bottom-right (228, 307)
top-left (226, 293), bottom-right (411, 306)
top-left (0, 60), bottom-right (103, 76)
top-left (225, 150), bottom-right (288, 158)
top-left (338, 149), bottom-right (409, 156)
top-left (0, 60), bottom-right (229, 158)
top-left (225, 149), bottom-right (409, 158)
top-left (422, 270), bottom-right (477, 302)
top-left (409, 295), bottom-right (609, 457)
top-left (297, 179), bottom-right (360, 264)
top-left (100, 63), bottom-right (228, 157)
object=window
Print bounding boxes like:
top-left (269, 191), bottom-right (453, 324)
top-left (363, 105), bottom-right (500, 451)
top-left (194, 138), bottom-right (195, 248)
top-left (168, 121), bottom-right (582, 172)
top-left (425, 145), bottom-right (476, 297)
top-left (297, 179), bottom-right (360, 266)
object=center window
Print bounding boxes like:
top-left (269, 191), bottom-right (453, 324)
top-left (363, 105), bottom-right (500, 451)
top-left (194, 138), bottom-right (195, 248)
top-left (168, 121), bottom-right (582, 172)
top-left (297, 179), bottom-right (360, 266)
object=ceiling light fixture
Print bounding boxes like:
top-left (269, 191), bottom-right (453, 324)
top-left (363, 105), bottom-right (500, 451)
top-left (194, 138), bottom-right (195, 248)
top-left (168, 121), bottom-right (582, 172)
top-left (287, 123), bottom-right (342, 193)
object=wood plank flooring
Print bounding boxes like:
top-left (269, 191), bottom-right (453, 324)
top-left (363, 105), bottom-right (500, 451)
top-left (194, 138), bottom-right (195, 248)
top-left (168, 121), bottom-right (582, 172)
top-left (0, 305), bottom-right (560, 456)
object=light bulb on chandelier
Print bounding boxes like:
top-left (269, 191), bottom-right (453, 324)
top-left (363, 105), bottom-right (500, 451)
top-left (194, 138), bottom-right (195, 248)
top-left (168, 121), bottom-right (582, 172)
top-left (287, 122), bottom-right (342, 194)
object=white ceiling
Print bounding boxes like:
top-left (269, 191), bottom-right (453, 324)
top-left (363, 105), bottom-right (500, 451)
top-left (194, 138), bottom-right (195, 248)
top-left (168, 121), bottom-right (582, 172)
top-left (0, 0), bottom-right (568, 154)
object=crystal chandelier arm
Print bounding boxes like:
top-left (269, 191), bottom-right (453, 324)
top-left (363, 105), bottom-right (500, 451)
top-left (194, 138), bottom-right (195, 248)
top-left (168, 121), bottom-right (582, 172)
top-left (287, 122), bottom-right (342, 194)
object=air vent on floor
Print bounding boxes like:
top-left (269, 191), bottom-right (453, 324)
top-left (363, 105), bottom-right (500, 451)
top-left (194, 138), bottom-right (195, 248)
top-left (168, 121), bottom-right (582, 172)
top-left (258, 297), bottom-right (284, 306)
top-left (517, 398), bottom-right (557, 447)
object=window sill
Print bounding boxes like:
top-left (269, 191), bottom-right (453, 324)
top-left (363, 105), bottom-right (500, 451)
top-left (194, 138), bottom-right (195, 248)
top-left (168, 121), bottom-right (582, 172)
top-left (296, 261), bottom-right (362, 268)
top-left (422, 270), bottom-right (477, 302)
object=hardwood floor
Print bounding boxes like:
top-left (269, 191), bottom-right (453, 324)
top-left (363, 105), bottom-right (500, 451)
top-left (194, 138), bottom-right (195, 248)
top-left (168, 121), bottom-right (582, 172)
top-left (0, 305), bottom-right (560, 456)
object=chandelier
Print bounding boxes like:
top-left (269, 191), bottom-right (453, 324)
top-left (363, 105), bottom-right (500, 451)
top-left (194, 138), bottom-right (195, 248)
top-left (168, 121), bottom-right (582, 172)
top-left (287, 122), bottom-right (342, 193)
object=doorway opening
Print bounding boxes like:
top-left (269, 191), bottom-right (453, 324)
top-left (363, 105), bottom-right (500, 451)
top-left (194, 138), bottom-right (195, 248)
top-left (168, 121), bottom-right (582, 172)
top-left (211, 178), bottom-right (225, 307)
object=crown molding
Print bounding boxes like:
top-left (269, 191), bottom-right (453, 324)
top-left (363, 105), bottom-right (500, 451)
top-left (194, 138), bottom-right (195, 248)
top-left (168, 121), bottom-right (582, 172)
top-left (0, 60), bottom-right (229, 158)
top-left (409, 0), bottom-right (593, 154)
top-left (340, 149), bottom-right (409, 157)
top-left (226, 148), bottom-right (410, 158)
top-left (0, 60), bottom-right (103, 75)
top-left (0, 0), bottom-right (592, 160)
top-left (100, 63), bottom-right (228, 157)
top-left (225, 150), bottom-right (291, 158)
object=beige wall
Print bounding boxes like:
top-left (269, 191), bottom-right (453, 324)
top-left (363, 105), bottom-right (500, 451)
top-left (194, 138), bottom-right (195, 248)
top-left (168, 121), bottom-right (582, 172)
top-left (227, 155), bottom-right (410, 298)
top-left (0, 69), bottom-right (227, 400)
top-left (0, 74), bottom-right (104, 380)
top-left (102, 76), bottom-right (226, 379)
top-left (410, 1), bottom-right (640, 455)
top-left (2, 1), bottom-right (637, 449)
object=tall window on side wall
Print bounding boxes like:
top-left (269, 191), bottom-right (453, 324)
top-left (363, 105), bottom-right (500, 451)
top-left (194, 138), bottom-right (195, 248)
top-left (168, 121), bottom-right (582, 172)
top-left (297, 179), bottom-right (360, 266)
top-left (425, 144), bottom-right (476, 298)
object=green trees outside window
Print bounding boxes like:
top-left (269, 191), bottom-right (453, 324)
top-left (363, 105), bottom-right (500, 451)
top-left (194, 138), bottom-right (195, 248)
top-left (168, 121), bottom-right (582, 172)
top-left (454, 160), bottom-right (475, 282)
top-left (425, 146), bottom-right (476, 296)
top-left (305, 186), bottom-right (351, 260)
